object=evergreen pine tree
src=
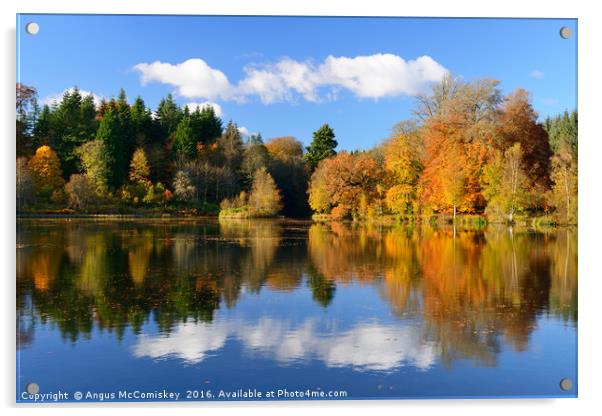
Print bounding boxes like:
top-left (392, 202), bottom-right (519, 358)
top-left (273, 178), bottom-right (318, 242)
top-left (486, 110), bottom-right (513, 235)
top-left (188, 105), bottom-right (223, 146)
top-left (96, 107), bottom-right (128, 189)
top-left (305, 123), bottom-right (337, 170)
top-left (156, 94), bottom-right (182, 140)
top-left (173, 116), bottom-right (196, 159)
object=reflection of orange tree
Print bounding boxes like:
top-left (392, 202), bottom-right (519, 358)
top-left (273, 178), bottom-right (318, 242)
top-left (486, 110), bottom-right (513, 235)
top-left (17, 220), bottom-right (307, 340)
top-left (307, 223), bottom-right (386, 283)
top-left (306, 222), bottom-right (578, 366)
top-left (17, 220), bottom-right (577, 366)
top-left (17, 222), bottom-right (234, 340)
top-left (416, 227), bottom-right (573, 362)
top-left (417, 229), bottom-right (503, 366)
top-left (126, 229), bottom-right (154, 286)
top-left (380, 227), bottom-right (423, 318)
top-left (218, 219), bottom-right (286, 292)
top-left (548, 228), bottom-right (578, 323)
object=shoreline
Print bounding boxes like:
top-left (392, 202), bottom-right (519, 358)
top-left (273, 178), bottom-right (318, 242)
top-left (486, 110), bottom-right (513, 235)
top-left (15, 212), bottom-right (576, 228)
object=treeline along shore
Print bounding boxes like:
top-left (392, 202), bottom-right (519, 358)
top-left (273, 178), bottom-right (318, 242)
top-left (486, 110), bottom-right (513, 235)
top-left (16, 75), bottom-right (577, 225)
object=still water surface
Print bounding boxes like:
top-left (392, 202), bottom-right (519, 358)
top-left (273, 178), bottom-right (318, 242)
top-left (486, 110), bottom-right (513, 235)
top-left (16, 219), bottom-right (577, 401)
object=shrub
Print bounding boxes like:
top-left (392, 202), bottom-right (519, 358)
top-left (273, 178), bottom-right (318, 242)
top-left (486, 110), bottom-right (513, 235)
top-left (65, 174), bottom-right (97, 210)
top-left (173, 170), bottom-right (196, 202)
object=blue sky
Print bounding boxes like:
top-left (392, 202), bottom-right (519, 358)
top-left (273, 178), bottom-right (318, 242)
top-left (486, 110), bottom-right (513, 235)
top-left (17, 15), bottom-right (577, 150)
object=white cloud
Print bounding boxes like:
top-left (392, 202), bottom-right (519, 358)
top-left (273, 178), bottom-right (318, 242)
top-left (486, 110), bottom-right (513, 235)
top-left (133, 54), bottom-right (448, 104)
top-left (133, 58), bottom-right (231, 100)
top-left (318, 54), bottom-right (448, 99)
top-left (236, 58), bottom-right (320, 104)
top-left (237, 126), bottom-right (250, 137)
top-left (530, 69), bottom-right (545, 79)
top-left (234, 54), bottom-right (447, 103)
top-left (185, 101), bottom-right (223, 117)
top-left (43, 88), bottom-right (103, 107)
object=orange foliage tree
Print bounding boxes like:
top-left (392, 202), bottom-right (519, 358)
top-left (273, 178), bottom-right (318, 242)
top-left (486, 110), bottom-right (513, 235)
top-left (497, 88), bottom-right (553, 192)
top-left (265, 136), bottom-right (304, 161)
top-left (308, 151), bottom-right (384, 220)
top-left (418, 76), bottom-right (502, 217)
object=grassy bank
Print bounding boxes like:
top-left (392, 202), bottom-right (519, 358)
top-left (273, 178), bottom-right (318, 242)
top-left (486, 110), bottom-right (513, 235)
top-left (17, 201), bottom-right (219, 218)
top-left (312, 212), bottom-right (570, 228)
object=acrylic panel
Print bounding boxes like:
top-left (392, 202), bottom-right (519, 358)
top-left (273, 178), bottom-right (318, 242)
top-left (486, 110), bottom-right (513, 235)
top-left (16, 14), bottom-right (578, 403)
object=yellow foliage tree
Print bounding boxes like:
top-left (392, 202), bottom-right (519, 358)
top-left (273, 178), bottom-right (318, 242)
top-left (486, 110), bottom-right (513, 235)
top-left (549, 142), bottom-right (578, 224)
top-left (129, 148), bottom-right (151, 187)
top-left (249, 167), bottom-right (282, 217)
top-left (27, 145), bottom-right (65, 198)
top-left (383, 124), bottom-right (423, 218)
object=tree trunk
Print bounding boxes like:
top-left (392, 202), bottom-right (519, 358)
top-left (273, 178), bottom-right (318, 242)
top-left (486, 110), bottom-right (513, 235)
top-left (564, 166), bottom-right (570, 224)
top-left (453, 204), bottom-right (457, 239)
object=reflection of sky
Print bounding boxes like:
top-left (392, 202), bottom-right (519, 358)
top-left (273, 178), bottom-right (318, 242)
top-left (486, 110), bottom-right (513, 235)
top-left (17, 283), bottom-right (577, 398)
top-left (132, 318), bottom-right (439, 372)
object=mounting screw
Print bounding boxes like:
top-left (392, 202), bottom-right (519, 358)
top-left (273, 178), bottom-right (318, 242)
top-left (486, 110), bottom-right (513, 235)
top-left (26, 383), bottom-right (39, 394)
top-left (559, 26), bottom-right (572, 39)
top-left (559, 378), bottom-right (573, 391)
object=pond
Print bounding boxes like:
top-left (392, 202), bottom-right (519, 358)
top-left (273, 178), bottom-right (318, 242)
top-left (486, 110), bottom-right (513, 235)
top-left (16, 219), bottom-right (577, 401)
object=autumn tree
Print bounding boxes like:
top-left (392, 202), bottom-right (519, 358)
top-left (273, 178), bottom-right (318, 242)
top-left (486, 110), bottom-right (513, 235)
top-left (308, 152), bottom-right (384, 220)
top-left (549, 142), bottom-right (578, 224)
top-left (441, 143), bottom-right (468, 222)
top-left (77, 140), bottom-right (109, 195)
top-left (307, 160), bottom-right (330, 214)
top-left (419, 121), bottom-right (467, 218)
top-left (498, 89), bottom-right (552, 190)
top-left (305, 124), bottom-right (337, 171)
top-left (384, 121), bottom-right (423, 219)
top-left (173, 170), bottom-right (196, 202)
top-left (482, 143), bottom-right (531, 223)
top-left (266, 136), bottom-right (310, 217)
top-left (16, 157), bottom-right (35, 208)
top-left (418, 76), bottom-right (501, 217)
top-left (65, 174), bottom-right (97, 210)
top-left (248, 167), bottom-right (282, 216)
top-left (129, 148), bottom-right (151, 187)
top-left (266, 136), bottom-right (304, 161)
top-left (16, 83), bottom-right (39, 157)
top-left (27, 146), bottom-right (65, 198)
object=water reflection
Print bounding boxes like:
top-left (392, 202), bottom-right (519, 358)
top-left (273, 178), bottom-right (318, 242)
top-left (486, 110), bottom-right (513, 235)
top-left (133, 319), bottom-right (438, 371)
top-left (17, 219), bottom-right (577, 373)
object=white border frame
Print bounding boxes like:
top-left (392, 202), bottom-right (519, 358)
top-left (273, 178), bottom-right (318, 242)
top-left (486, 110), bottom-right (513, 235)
top-left (3, 1), bottom-right (600, 415)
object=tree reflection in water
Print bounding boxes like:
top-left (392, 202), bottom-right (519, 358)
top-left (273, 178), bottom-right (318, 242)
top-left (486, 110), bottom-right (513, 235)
top-left (16, 219), bottom-right (577, 369)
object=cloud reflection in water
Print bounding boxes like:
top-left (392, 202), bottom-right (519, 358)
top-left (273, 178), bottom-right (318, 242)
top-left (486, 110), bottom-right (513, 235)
top-left (132, 318), bottom-right (439, 372)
